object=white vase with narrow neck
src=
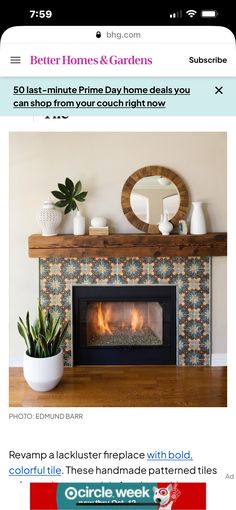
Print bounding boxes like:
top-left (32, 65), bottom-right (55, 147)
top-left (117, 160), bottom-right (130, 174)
top-left (158, 212), bottom-right (173, 235)
top-left (73, 210), bottom-right (86, 235)
top-left (190, 201), bottom-right (207, 234)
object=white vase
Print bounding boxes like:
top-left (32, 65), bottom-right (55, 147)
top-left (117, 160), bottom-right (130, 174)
top-left (158, 212), bottom-right (173, 235)
top-left (190, 201), bottom-right (207, 234)
top-left (73, 210), bottom-right (86, 235)
top-left (23, 349), bottom-right (64, 392)
top-left (37, 197), bottom-right (62, 236)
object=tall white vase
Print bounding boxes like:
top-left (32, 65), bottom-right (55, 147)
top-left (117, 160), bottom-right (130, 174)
top-left (73, 210), bottom-right (86, 235)
top-left (190, 201), bottom-right (207, 234)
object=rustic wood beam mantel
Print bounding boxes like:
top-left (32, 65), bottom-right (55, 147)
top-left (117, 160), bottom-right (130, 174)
top-left (28, 233), bottom-right (227, 258)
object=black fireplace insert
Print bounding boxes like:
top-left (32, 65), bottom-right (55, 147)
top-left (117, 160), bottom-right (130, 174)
top-left (72, 286), bottom-right (176, 365)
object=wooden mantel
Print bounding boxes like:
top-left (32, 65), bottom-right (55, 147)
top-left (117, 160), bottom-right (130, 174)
top-left (28, 233), bottom-right (227, 258)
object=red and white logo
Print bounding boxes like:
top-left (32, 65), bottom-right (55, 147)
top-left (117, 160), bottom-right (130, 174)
top-left (153, 483), bottom-right (181, 509)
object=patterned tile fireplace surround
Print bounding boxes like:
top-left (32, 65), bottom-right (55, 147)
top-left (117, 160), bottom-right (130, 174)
top-left (39, 255), bottom-right (210, 367)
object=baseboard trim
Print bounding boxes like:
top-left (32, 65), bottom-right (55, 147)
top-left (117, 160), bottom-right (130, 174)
top-left (211, 353), bottom-right (227, 366)
top-left (10, 354), bottom-right (227, 368)
top-left (9, 357), bottom-right (23, 368)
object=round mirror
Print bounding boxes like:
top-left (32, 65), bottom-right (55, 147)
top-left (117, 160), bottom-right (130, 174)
top-left (121, 166), bottom-right (189, 234)
top-left (131, 176), bottom-right (180, 224)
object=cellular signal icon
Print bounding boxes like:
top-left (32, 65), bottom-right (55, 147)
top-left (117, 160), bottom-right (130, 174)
top-left (169, 11), bottom-right (182, 18)
top-left (186, 9), bottom-right (197, 17)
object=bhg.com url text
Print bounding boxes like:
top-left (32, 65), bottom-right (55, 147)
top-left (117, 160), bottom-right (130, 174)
top-left (106, 31), bottom-right (141, 39)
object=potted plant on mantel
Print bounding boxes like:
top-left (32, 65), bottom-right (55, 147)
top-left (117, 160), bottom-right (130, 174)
top-left (17, 306), bottom-right (68, 392)
top-left (51, 177), bottom-right (88, 235)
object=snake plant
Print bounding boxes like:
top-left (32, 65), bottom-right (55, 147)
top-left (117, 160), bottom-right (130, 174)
top-left (17, 306), bottom-right (68, 358)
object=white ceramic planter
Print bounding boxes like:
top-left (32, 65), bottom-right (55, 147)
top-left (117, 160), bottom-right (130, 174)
top-left (23, 349), bottom-right (64, 392)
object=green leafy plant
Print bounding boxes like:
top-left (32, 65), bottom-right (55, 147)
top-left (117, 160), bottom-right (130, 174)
top-left (51, 177), bottom-right (88, 214)
top-left (17, 307), bottom-right (68, 358)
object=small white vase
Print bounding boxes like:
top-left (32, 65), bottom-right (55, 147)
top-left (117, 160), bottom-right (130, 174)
top-left (37, 197), bottom-right (62, 236)
top-left (158, 212), bottom-right (173, 235)
top-left (23, 349), bottom-right (64, 392)
top-left (190, 201), bottom-right (207, 234)
top-left (73, 210), bottom-right (86, 235)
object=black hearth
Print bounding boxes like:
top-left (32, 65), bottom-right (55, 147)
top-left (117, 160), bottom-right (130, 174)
top-left (72, 286), bottom-right (176, 365)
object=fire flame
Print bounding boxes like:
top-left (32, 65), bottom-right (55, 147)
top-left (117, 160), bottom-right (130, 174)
top-left (131, 304), bottom-right (144, 332)
top-left (93, 303), bottom-right (145, 335)
top-left (96, 302), bottom-right (112, 335)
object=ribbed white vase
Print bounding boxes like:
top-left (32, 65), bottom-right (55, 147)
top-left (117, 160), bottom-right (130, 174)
top-left (190, 201), bottom-right (207, 234)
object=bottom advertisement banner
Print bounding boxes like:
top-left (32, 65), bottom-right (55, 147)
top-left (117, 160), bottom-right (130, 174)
top-left (30, 482), bottom-right (206, 509)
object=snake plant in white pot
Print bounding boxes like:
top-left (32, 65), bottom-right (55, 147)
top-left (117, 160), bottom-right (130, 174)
top-left (17, 307), bottom-right (68, 392)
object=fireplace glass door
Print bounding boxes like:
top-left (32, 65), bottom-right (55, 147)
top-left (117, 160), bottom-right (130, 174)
top-left (72, 286), bottom-right (176, 365)
top-left (87, 301), bottom-right (163, 346)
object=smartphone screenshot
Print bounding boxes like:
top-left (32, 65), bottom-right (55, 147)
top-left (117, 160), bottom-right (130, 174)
top-left (0, 7), bottom-right (235, 510)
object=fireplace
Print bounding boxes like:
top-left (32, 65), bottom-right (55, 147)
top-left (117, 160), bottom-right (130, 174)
top-left (72, 286), bottom-right (176, 365)
top-left (39, 256), bottom-right (211, 366)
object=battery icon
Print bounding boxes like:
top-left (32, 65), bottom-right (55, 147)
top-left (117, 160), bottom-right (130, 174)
top-left (201, 10), bottom-right (218, 17)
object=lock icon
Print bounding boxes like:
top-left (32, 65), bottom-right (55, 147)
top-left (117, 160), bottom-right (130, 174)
top-left (96, 31), bottom-right (101, 38)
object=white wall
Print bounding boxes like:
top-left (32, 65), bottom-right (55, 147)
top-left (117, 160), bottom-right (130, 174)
top-left (9, 132), bottom-right (227, 365)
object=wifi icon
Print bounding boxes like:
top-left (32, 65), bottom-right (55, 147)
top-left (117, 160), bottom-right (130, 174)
top-left (186, 9), bottom-right (197, 17)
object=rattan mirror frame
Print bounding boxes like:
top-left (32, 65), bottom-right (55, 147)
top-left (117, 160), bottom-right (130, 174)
top-left (121, 165), bottom-right (189, 233)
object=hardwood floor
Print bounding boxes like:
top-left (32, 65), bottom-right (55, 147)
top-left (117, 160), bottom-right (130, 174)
top-left (9, 366), bottom-right (227, 407)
